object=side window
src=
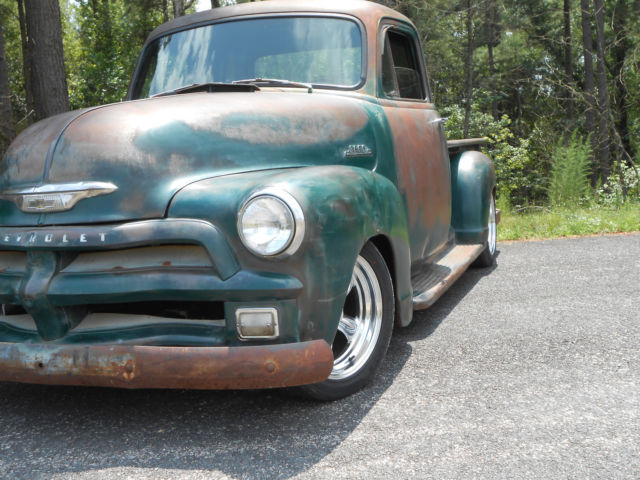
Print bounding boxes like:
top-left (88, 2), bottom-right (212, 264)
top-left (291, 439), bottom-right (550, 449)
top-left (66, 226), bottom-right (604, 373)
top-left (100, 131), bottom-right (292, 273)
top-left (381, 29), bottom-right (425, 100)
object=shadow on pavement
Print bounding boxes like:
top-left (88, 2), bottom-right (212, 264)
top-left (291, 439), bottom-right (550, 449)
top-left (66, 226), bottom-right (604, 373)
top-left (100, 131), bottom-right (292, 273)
top-left (0, 254), bottom-right (499, 480)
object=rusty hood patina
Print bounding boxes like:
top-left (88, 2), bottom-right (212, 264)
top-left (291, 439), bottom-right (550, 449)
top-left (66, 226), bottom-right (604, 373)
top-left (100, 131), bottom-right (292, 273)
top-left (0, 91), bottom-right (378, 226)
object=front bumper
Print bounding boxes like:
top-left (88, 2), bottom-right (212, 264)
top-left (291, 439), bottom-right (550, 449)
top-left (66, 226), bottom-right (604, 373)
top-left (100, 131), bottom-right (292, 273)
top-left (0, 340), bottom-right (333, 389)
top-left (0, 218), bottom-right (339, 389)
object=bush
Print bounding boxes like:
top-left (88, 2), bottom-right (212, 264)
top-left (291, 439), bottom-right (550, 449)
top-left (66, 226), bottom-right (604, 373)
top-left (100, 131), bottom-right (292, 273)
top-left (548, 131), bottom-right (592, 206)
top-left (441, 105), bottom-right (534, 209)
top-left (598, 161), bottom-right (640, 205)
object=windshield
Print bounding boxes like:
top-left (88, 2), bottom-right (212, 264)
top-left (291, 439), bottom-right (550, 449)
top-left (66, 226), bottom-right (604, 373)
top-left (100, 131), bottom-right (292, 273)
top-left (131, 16), bottom-right (364, 99)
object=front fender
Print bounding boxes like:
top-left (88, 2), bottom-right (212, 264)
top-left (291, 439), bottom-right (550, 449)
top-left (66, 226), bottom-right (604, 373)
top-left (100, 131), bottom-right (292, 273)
top-left (167, 166), bottom-right (412, 341)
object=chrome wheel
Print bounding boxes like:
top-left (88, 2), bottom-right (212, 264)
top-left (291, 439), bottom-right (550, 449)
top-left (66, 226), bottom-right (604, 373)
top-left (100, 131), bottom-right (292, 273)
top-left (488, 194), bottom-right (497, 256)
top-left (330, 255), bottom-right (384, 380)
top-left (300, 242), bottom-right (393, 400)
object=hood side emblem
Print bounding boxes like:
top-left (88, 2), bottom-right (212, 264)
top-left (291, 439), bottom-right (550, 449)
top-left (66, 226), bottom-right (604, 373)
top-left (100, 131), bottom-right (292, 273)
top-left (0, 182), bottom-right (118, 213)
top-left (344, 144), bottom-right (374, 159)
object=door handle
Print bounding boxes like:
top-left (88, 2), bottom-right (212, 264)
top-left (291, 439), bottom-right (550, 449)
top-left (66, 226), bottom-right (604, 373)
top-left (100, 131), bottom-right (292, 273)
top-left (430, 117), bottom-right (448, 125)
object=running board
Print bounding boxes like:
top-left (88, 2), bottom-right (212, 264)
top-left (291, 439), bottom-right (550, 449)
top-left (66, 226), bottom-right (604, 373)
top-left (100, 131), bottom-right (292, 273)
top-left (412, 244), bottom-right (485, 310)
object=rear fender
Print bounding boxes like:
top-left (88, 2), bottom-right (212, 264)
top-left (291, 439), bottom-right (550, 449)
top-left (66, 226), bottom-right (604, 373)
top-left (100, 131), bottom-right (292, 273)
top-left (450, 150), bottom-right (496, 244)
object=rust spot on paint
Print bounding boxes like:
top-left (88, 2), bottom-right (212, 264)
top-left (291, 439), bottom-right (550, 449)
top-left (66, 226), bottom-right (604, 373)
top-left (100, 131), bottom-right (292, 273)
top-left (383, 102), bottom-right (452, 257)
top-left (123, 360), bottom-right (135, 381)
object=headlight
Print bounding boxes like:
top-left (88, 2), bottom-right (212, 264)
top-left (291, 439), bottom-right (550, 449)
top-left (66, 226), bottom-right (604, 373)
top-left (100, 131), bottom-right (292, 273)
top-left (238, 189), bottom-right (305, 257)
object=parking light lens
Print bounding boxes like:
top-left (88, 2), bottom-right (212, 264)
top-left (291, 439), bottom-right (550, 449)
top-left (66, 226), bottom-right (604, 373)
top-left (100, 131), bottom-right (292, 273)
top-left (236, 308), bottom-right (279, 340)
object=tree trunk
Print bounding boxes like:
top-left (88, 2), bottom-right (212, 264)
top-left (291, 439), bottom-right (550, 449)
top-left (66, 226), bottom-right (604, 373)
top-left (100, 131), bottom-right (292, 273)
top-left (99, 0), bottom-right (114, 60)
top-left (172, 0), bottom-right (183, 17)
top-left (610, 0), bottom-right (632, 162)
top-left (487, 43), bottom-right (497, 120)
top-left (593, 0), bottom-right (611, 183)
top-left (17, 0), bottom-right (34, 123)
top-left (579, 0), bottom-right (597, 181)
top-left (172, 0), bottom-right (195, 18)
top-left (24, 0), bottom-right (69, 122)
top-left (162, 0), bottom-right (169, 22)
top-left (0, 18), bottom-right (15, 156)
top-left (485, 0), bottom-right (500, 121)
top-left (211, 0), bottom-right (221, 7)
top-left (463, 0), bottom-right (473, 138)
top-left (102, 0), bottom-right (113, 44)
top-left (563, 0), bottom-right (574, 121)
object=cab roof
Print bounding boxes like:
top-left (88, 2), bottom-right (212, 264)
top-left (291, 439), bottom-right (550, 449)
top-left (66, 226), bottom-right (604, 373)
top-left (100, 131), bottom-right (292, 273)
top-left (144, 0), bottom-right (411, 46)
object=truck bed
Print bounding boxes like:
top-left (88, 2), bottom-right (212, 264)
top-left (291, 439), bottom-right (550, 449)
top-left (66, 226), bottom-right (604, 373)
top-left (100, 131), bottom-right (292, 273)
top-left (447, 137), bottom-right (489, 151)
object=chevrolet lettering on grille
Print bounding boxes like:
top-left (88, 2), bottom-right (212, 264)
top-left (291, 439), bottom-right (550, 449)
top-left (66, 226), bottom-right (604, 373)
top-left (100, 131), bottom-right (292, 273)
top-left (1, 231), bottom-right (109, 247)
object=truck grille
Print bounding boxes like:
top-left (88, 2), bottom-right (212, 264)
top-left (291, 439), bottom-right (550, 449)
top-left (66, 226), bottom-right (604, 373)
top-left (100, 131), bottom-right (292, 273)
top-left (0, 245), bottom-right (229, 345)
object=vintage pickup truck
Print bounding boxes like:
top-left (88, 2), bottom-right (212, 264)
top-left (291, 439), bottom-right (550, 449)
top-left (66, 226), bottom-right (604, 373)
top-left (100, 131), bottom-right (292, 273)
top-left (0, 0), bottom-right (497, 400)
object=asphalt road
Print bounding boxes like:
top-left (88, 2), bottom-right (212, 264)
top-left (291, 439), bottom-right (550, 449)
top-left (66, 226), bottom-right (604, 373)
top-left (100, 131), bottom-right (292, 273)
top-left (1, 233), bottom-right (639, 480)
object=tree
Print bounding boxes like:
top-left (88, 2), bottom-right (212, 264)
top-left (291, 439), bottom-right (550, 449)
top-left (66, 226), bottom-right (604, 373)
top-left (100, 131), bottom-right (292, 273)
top-left (172, 0), bottom-right (196, 17)
top-left (562, 0), bottom-right (574, 121)
top-left (0, 0), bottom-right (636, 205)
top-left (580, 0), bottom-right (597, 178)
top-left (163, 0), bottom-right (169, 21)
top-left (607, 0), bottom-right (639, 177)
top-left (68, 0), bottom-right (167, 108)
top-left (0, 12), bottom-right (15, 156)
top-left (593, 0), bottom-right (611, 182)
top-left (462, 0), bottom-right (474, 137)
top-left (483, 0), bottom-right (501, 120)
top-left (23, 0), bottom-right (69, 121)
top-left (16, 0), bottom-right (33, 121)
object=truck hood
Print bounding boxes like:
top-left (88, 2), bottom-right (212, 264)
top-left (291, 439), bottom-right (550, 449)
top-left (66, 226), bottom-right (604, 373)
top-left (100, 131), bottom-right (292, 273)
top-left (0, 92), bottom-right (377, 226)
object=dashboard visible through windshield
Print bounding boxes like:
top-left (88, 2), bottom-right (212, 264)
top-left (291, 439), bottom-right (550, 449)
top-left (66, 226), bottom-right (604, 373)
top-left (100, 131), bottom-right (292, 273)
top-left (131, 16), bottom-right (364, 99)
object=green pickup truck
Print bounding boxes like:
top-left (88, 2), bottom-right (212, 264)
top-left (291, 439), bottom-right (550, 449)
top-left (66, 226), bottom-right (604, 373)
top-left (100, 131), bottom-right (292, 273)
top-left (0, 0), bottom-right (497, 400)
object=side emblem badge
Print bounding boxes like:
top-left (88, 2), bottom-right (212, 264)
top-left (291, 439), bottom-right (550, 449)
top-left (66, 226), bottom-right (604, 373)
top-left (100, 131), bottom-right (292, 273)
top-left (344, 144), bottom-right (374, 159)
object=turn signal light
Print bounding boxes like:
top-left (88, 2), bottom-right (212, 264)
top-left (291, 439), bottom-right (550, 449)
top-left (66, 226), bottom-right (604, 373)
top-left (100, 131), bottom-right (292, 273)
top-left (236, 308), bottom-right (279, 340)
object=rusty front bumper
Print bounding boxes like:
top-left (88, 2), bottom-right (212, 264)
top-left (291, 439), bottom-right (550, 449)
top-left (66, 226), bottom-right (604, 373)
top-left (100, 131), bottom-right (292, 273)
top-left (0, 340), bottom-right (333, 389)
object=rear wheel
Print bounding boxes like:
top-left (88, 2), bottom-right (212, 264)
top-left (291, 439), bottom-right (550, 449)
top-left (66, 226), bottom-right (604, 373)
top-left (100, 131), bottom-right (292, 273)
top-left (301, 242), bottom-right (394, 401)
top-left (473, 191), bottom-right (497, 268)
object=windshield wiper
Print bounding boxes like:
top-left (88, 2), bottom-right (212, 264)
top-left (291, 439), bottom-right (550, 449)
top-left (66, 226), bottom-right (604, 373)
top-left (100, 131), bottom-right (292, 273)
top-left (232, 78), bottom-right (313, 93)
top-left (152, 82), bottom-right (260, 97)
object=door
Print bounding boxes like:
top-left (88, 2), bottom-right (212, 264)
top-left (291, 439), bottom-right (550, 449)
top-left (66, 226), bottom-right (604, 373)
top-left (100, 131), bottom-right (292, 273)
top-left (379, 24), bottom-right (451, 262)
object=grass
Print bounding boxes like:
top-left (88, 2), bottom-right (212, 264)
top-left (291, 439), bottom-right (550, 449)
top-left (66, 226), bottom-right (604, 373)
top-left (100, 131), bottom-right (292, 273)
top-left (498, 202), bottom-right (640, 241)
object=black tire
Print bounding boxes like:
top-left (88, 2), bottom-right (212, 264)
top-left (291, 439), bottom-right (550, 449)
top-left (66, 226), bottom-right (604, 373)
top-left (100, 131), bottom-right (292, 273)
top-left (472, 190), bottom-right (497, 268)
top-left (300, 242), bottom-right (394, 401)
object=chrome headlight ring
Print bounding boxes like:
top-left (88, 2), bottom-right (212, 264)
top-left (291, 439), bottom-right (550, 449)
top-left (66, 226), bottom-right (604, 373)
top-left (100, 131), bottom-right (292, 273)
top-left (237, 187), bottom-right (305, 258)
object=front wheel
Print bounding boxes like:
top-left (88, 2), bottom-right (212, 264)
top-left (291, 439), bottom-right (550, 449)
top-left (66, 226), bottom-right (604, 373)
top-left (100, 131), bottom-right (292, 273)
top-left (472, 190), bottom-right (497, 268)
top-left (301, 242), bottom-right (394, 401)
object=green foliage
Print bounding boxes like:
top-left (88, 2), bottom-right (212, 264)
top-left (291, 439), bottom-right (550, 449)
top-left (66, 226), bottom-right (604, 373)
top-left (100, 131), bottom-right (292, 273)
top-left (548, 132), bottom-right (592, 206)
top-left (441, 103), bottom-right (499, 139)
top-left (598, 161), bottom-right (640, 205)
top-left (0, 0), bottom-right (28, 130)
top-left (0, 0), bottom-right (637, 230)
top-left (67, 1), bottom-right (166, 109)
top-left (442, 104), bottom-right (538, 208)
